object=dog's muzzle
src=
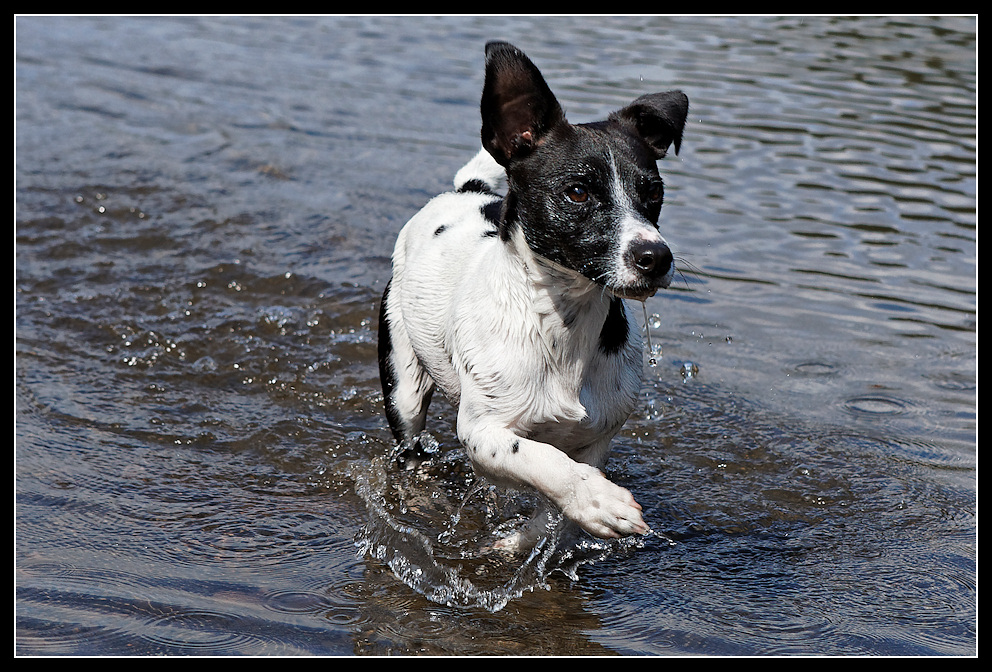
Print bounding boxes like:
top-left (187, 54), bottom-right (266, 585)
top-left (618, 239), bottom-right (674, 299)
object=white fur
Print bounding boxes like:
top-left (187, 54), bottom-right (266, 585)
top-left (452, 148), bottom-right (507, 192)
top-left (382, 149), bottom-right (650, 549)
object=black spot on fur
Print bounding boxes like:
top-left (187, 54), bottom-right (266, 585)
top-left (434, 225), bottom-right (447, 236)
top-left (458, 178), bottom-right (494, 194)
top-left (481, 198), bottom-right (503, 226)
top-left (599, 297), bottom-right (629, 354)
top-left (511, 440), bottom-right (519, 454)
top-left (499, 192), bottom-right (518, 242)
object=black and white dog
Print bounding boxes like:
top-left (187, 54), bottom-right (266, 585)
top-left (378, 41), bottom-right (688, 550)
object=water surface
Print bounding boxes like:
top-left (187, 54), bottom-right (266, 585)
top-left (16, 15), bottom-right (976, 655)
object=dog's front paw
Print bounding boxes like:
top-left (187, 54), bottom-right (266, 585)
top-left (561, 464), bottom-right (649, 539)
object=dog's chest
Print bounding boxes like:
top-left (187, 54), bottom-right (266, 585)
top-left (453, 293), bottom-right (642, 449)
top-left (524, 358), bottom-right (639, 448)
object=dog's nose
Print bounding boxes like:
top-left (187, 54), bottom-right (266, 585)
top-left (628, 239), bottom-right (673, 280)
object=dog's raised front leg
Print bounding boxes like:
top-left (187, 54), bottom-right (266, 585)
top-left (457, 414), bottom-right (648, 542)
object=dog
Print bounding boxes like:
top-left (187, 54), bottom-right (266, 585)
top-left (377, 41), bottom-right (688, 550)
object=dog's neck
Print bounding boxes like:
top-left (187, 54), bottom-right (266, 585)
top-left (508, 225), bottom-right (599, 290)
top-left (505, 227), bottom-right (617, 351)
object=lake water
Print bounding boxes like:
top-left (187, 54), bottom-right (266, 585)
top-left (15, 15), bottom-right (976, 656)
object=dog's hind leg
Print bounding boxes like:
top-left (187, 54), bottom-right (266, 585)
top-left (377, 279), bottom-right (436, 464)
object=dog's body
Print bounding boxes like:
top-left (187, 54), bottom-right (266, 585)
top-left (378, 42), bottom-right (688, 549)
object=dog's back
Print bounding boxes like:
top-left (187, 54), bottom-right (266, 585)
top-left (385, 150), bottom-right (505, 406)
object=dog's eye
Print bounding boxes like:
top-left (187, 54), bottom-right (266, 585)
top-left (566, 185), bottom-right (589, 203)
top-left (646, 183), bottom-right (663, 203)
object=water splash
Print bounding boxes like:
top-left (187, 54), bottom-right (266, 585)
top-left (351, 450), bottom-right (659, 612)
top-left (641, 303), bottom-right (663, 367)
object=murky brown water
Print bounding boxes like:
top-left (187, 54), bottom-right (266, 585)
top-left (16, 15), bottom-right (975, 655)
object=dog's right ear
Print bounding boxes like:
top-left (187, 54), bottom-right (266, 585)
top-left (480, 41), bottom-right (566, 166)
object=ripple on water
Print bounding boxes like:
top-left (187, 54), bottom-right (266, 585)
top-left (140, 608), bottom-right (261, 653)
top-left (263, 589), bottom-right (334, 615)
top-left (16, 565), bottom-right (258, 655)
top-left (792, 360), bottom-right (839, 377)
top-left (16, 616), bottom-right (132, 656)
top-left (842, 393), bottom-right (909, 417)
top-left (262, 586), bottom-right (362, 628)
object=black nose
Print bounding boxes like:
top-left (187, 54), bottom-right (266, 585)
top-left (628, 240), bottom-right (673, 280)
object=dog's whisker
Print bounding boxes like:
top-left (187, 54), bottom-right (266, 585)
top-left (673, 256), bottom-right (702, 276)
top-left (671, 257), bottom-right (702, 290)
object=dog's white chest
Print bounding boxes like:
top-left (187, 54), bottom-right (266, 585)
top-left (446, 281), bottom-right (642, 452)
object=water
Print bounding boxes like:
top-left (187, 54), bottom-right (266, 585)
top-left (16, 15), bottom-right (975, 655)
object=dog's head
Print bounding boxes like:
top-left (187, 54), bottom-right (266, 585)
top-left (480, 41), bottom-right (688, 301)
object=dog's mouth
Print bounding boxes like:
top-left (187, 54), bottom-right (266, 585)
top-left (609, 276), bottom-right (671, 302)
top-left (610, 286), bottom-right (659, 302)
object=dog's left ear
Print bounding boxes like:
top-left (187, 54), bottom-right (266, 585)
top-left (480, 41), bottom-right (566, 166)
top-left (612, 91), bottom-right (690, 159)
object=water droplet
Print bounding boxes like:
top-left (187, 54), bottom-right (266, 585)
top-left (647, 343), bottom-right (663, 367)
top-left (641, 304), bottom-right (663, 367)
top-left (680, 361), bottom-right (699, 381)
